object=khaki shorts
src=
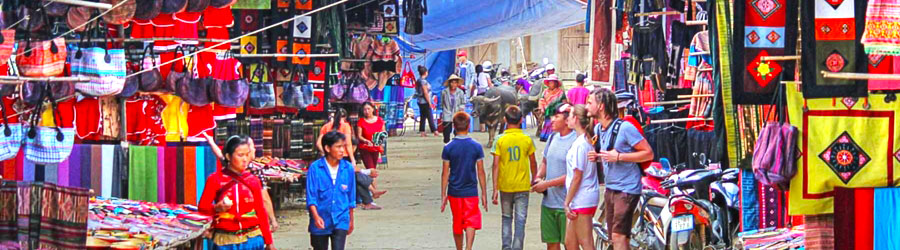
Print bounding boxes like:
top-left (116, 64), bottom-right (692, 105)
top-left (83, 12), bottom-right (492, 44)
top-left (604, 189), bottom-right (639, 235)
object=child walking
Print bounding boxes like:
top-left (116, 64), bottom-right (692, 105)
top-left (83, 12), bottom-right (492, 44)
top-left (441, 112), bottom-right (489, 250)
top-left (563, 105), bottom-right (601, 250)
top-left (491, 106), bottom-right (537, 250)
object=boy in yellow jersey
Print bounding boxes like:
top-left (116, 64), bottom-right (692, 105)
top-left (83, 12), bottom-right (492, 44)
top-left (491, 106), bottom-right (537, 250)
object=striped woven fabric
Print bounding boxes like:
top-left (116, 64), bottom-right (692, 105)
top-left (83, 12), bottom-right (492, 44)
top-left (70, 47), bottom-right (127, 96)
top-left (0, 30), bottom-right (15, 64)
top-left (24, 127), bottom-right (75, 165)
top-left (16, 38), bottom-right (66, 77)
top-left (0, 124), bottom-right (22, 161)
top-left (262, 119), bottom-right (274, 157)
top-left (250, 118), bottom-right (263, 157)
top-left (0, 182), bottom-right (89, 249)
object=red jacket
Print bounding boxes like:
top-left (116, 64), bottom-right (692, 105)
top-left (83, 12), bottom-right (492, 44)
top-left (199, 170), bottom-right (273, 244)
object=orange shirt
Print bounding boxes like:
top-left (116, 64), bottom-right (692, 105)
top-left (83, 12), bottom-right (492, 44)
top-left (320, 121), bottom-right (355, 157)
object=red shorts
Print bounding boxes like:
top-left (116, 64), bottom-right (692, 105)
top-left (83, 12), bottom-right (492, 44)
top-left (572, 206), bottom-right (597, 216)
top-left (449, 196), bottom-right (482, 234)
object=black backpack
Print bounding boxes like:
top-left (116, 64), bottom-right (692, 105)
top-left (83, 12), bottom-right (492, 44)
top-left (594, 119), bottom-right (624, 184)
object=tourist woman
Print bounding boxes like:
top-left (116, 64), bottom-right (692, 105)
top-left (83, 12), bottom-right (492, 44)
top-left (415, 65), bottom-right (440, 137)
top-left (539, 74), bottom-right (566, 141)
top-left (198, 135), bottom-right (275, 250)
top-left (307, 131), bottom-right (358, 250)
top-left (563, 105), bottom-right (600, 250)
top-left (441, 74), bottom-right (468, 143)
top-left (357, 102), bottom-right (385, 170)
top-left (317, 109), bottom-right (356, 166)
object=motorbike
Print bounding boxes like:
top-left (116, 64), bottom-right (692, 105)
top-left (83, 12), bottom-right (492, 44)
top-left (659, 155), bottom-right (740, 250)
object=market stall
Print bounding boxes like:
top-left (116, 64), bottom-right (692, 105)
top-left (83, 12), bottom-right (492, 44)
top-left (585, 0), bottom-right (900, 248)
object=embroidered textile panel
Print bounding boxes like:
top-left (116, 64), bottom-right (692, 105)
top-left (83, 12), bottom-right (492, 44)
top-left (787, 86), bottom-right (900, 215)
top-left (801, 0), bottom-right (869, 98)
top-left (732, 0), bottom-right (798, 104)
top-left (862, 0), bottom-right (900, 55)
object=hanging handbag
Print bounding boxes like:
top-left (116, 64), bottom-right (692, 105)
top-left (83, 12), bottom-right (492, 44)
top-left (18, 4), bottom-right (47, 32)
top-left (71, 22), bottom-right (126, 96)
top-left (137, 46), bottom-right (163, 92)
top-left (0, 29), bottom-right (15, 65)
top-left (24, 89), bottom-right (75, 165)
top-left (282, 66), bottom-right (308, 108)
top-left (120, 62), bottom-right (141, 98)
top-left (161, 0), bottom-right (188, 14)
top-left (20, 81), bottom-right (47, 106)
top-left (50, 65), bottom-right (76, 100)
top-left (133, 0), bottom-right (164, 20)
top-left (208, 52), bottom-right (249, 107)
top-left (102, 0), bottom-right (137, 25)
top-left (164, 46), bottom-right (190, 93)
top-left (249, 63), bottom-right (276, 109)
top-left (178, 48), bottom-right (212, 106)
top-left (16, 36), bottom-right (67, 77)
top-left (0, 96), bottom-right (21, 161)
top-left (331, 73), bottom-right (350, 101)
top-left (399, 61), bottom-right (416, 88)
top-left (186, 0), bottom-right (210, 12)
top-left (209, 0), bottom-right (238, 8)
top-left (347, 76), bottom-right (370, 103)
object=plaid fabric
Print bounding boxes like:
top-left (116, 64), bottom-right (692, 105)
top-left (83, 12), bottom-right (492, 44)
top-left (0, 30), bottom-right (15, 64)
top-left (0, 124), bottom-right (22, 161)
top-left (24, 127), bottom-right (75, 165)
top-left (16, 38), bottom-right (67, 77)
top-left (262, 119), bottom-right (274, 157)
top-left (289, 120), bottom-right (303, 159)
top-left (71, 47), bottom-right (126, 96)
top-left (250, 118), bottom-right (263, 157)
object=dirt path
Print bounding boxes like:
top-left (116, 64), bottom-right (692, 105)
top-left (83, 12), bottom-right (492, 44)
top-left (273, 127), bottom-right (551, 249)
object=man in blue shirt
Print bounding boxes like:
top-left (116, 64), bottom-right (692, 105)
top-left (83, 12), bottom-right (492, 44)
top-left (441, 111), bottom-right (488, 250)
top-left (586, 88), bottom-right (654, 250)
top-left (456, 50), bottom-right (477, 98)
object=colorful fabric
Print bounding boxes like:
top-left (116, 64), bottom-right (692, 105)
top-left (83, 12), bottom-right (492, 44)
top-left (0, 182), bottom-right (89, 249)
top-left (70, 47), bottom-right (127, 96)
top-left (732, 0), bottom-right (798, 104)
top-left (862, 0), bottom-right (900, 55)
top-left (867, 55), bottom-right (900, 90)
top-left (24, 127), bottom-right (75, 165)
top-left (129, 146), bottom-right (158, 202)
top-left (800, 0), bottom-right (868, 98)
top-left (873, 188), bottom-right (900, 249)
top-left (740, 169), bottom-right (760, 232)
top-left (786, 86), bottom-right (900, 215)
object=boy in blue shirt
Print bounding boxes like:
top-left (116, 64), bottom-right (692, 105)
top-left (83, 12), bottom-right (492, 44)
top-left (441, 112), bottom-right (489, 250)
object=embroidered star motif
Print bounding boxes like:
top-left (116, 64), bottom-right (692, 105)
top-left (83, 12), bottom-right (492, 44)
top-left (746, 50), bottom-right (783, 88)
top-left (748, 30), bottom-right (761, 44)
top-left (842, 97), bottom-right (857, 109)
top-left (296, 21), bottom-right (308, 34)
top-left (244, 42), bottom-right (256, 54)
top-left (819, 132), bottom-right (869, 184)
top-left (751, 0), bottom-right (782, 20)
top-left (825, 50), bottom-right (848, 73)
top-left (766, 30), bottom-right (781, 44)
top-left (841, 23), bottom-right (850, 34)
top-left (821, 24), bottom-right (832, 34)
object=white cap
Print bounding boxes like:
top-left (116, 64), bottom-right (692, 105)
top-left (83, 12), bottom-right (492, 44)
top-left (545, 64), bottom-right (556, 71)
top-left (482, 61), bottom-right (493, 72)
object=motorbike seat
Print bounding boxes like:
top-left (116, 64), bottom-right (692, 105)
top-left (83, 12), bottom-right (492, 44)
top-left (647, 196), bottom-right (668, 208)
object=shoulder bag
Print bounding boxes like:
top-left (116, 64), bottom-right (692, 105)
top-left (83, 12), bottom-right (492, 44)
top-left (71, 21), bottom-right (126, 96)
top-left (0, 96), bottom-right (21, 161)
top-left (248, 63), bottom-right (276, 109)
top-left (16, 34), bottom-right (66, 77)
top-left (137, 46), bottom-right (163, 92)
top-left (120, 61), bottom-right (141, 98)
top-left (208, 51), bottom-right (249, 107)
top-left (281, 65), bottom-right (308, 108)
top-left (347, 75), bottom-right (370, 103)
top-left (164, 46), bottom-right (190, 93)
top-left (24, 89), bottom-right (75, 165)
top-left (178, 47), bottom-right (212, 106)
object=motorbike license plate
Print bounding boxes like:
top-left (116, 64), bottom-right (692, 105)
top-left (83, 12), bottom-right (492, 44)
top-left (671, 215), bottom-right (694, 233)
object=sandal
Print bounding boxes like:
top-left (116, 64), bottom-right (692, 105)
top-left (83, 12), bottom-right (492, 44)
top-left (362, 204), bottom-right (383, 210)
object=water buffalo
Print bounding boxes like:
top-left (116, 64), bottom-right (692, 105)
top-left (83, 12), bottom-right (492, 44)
top-left (471, 85), bottom-right (518, 147)
top-left (517, 80), bottom-right (546, 137)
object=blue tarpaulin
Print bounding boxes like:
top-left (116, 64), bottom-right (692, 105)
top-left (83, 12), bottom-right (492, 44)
top-left (402, 0), bottom-right (586, 51)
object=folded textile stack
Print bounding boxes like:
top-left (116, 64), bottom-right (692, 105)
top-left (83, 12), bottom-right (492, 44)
top-left (737, 226), bottom-right (805, 250)
top-left (87, 197), bottom-right (212, 249)
top-left (248, 157), bottom-right (307, 186)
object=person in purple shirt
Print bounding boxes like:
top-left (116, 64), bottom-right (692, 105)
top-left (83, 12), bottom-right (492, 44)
top-left (567, 73), bottom-right (590, 105)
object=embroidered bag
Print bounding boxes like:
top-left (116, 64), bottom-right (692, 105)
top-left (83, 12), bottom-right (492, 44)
top-left (752, 87), bottom-right (798, 190)
top-left (281, 66), bottom-right (308, 108)
top-left (178, 48), bottom-right (212, 106)
top-left (24, 89), bottom-right (75, 165)
top-left (137, 46), bottom-right (163, 92)
top-left (16, 37), bottom-right (66, 77)
top-left (164, 46), bottom-right (190, 93)
top-left (70, 22), bottom-right (126, 96)
top-left (249, 63), bottom-right (276, 108)
top-left (330, 73), bottom-right (349, 101)
top-left (208, 52), bottom-right (249, 107)
top-left (347, 78), bottom-right (370, 103)
top-left (0, 97), bottom-right (21, 161)
top-left (399, 61), bottom-right (416, 88)
top-left (0, 29), bottom-right (16, 65)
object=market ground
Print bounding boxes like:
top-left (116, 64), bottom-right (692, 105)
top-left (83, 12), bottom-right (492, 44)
top-left (272, 126), bottom-right (557, 249)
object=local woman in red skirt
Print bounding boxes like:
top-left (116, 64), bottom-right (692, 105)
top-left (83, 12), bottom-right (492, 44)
top-left (198, 135), bottom-right (276, 250)
top-left (356, 102), bottom-right (386, 170)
